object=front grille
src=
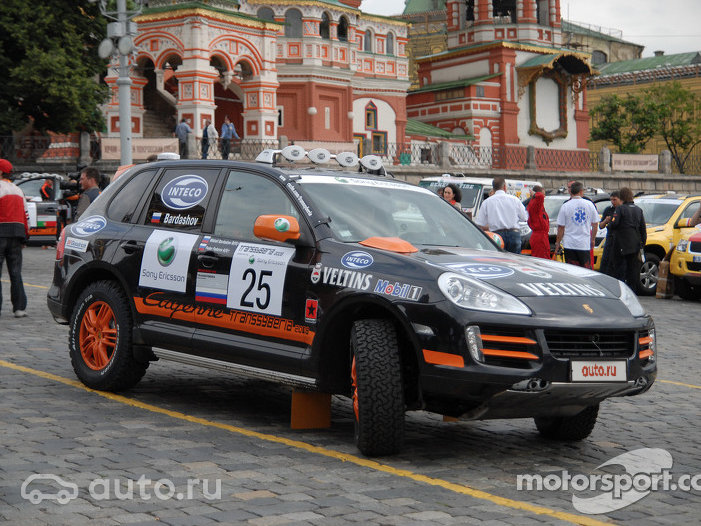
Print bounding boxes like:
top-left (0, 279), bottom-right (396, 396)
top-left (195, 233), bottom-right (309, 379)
top-left (544, 330), bottom-right (634, 359)
top-left (689, 241), bottom-right (701, 253)
top-left (478, 326), bottom-right (540, 369)
top-left (687, 262), bottom-right (701, 272)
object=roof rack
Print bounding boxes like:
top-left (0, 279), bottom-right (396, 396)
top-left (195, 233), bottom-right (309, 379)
top-left (255, 146), bottom-right (388, 175)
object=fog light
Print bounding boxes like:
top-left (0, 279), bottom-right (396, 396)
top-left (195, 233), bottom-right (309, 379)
top-left (465, 325), bottom-right (484, 363)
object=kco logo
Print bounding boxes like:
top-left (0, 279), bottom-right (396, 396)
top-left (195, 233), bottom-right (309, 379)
top-left (162, 175), bottom-right (208, 210)
top-left (70, 215), bottom-right (107, 237)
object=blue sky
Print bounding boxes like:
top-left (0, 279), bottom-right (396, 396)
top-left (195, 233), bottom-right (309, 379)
top-left (361, 0), bottom-right (701, 57)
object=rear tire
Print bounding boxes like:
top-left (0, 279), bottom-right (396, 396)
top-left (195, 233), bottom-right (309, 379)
top-left (638, 253), bottom-right (659, 296)
top-left (350, 319), bottom-right (405, 456)
top-left (534, 405), bottom-right (599, 441)
top-left (69, 280), bottom-right (147, 391)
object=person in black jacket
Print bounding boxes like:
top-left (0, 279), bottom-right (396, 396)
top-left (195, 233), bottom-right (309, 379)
top-left (598, 191), bottom-right (621, 278)
top-left (608, 187), bottom-right (646, 291)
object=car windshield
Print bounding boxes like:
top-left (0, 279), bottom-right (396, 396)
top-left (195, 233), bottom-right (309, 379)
top-left (418, 180), bottom-right (482, 208)
top-left (635, 198), bottom-right (682, 227)
top-left (544, 196), bottom-right (567, 219)
top-left (18, 179), bottom-right (47, 199)
top-left (297, 175), bottom-right (497, 249)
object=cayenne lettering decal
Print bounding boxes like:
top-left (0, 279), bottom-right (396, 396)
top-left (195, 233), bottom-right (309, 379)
top-left (139, 230), bottom-right (198, 293)
top-left (227, 243), bottom-right (295, 316)
top-left (341, 251), bottom-right (374, 269)
top-left (70, 215), bottom-right (107, 237)
top-left (374, 279), bottom-right (423, 301)
top-left (161, 175), bottom-right (208, 210)
top-left (446, 263), bottom-right (515, 279)
top-left (133, 293), bottom-right (314, 345)
top-left (517, 282), bottom-right (606, 297)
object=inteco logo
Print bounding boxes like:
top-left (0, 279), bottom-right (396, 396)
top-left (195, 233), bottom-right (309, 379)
top-left (341, 251), bottom-right (374, 269)
top-left (70, 216), bottom-right (107, 237)
top-left (162, 175), bottom-right (208, 210)
top-left (157, 237), bottom-right (176, 266)
top-left (446, 263), bottom-right (515, 279)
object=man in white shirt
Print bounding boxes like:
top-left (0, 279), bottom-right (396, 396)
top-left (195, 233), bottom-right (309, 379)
top-left (554, 181), bottom-right (599, 269)
top-left (475, 177), bottom-right (528, 253)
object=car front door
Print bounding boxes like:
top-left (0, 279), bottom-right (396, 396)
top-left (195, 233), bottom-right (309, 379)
top-left (190, 169), bottom-right (316, 376)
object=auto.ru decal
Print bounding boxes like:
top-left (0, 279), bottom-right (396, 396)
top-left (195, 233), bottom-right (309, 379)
top-left (517, 282), bottom-right (606, 297)
top-left (161, 175), bottom-right (208, 210)
top-left (139, 230), bottom-right (199, 293)
top-left (70, 215), bottom-right (107, 237)
top-left (133, 292), bottom-right (314, 345)
top-left (341, 251), bottom-right (374, 269)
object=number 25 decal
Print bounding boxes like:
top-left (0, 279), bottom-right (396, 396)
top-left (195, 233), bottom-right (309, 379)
top-left (240, 269), bottom-right (272, 309)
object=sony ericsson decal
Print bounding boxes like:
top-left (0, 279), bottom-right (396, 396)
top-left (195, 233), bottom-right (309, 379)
top-left (139, 230), bottom-right (198, 293)
top-left (341, 251), bottom-right (374, 269)
top-left (70, 215), bottom-right (107, 237)
top-left (133, 292), bottom-right (314, 346)
top-left (227, 242), bottom-right (295, 316)
top-left (161, 175), bottom-right (208, 210)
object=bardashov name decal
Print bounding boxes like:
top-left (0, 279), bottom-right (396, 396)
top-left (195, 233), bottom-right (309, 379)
top-left (139, 230), bottom-right (198, 293)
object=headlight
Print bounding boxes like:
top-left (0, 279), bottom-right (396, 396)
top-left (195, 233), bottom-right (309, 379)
top-left (438, 272), bottom-right (531, 316)
top-left (676, 239), bottom-right (689, 252)
top-left (618, 281), bottom-right (645, 317)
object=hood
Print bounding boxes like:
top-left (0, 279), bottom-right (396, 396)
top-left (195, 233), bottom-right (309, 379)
top-left (416, 247), bottom-right (618, 299)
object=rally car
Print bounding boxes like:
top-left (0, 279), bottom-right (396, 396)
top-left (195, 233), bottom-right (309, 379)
top-left (47, 147), bottom-right (657, 456)
top-left (670, 227), bottom-right (701, 300)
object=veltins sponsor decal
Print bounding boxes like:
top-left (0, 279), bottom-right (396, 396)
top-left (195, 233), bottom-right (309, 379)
top-left (517, 282), bottom-right (606, 297)
top-left (161, 175), bottom-right (208, 210)
top-left (139, 230), bottom-right (198, 293)
top-left (70, 215), bottom-right (107, 237)
top-left (65, 237), bottom-right (89, 253)
top-left (446, 263), bottom-right (515, 279)
top-left (341, 250), bottom-right (374, 269)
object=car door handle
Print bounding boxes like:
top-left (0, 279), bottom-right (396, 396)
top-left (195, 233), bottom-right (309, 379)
top-left (120, 240), bottom-right (142, 254)
top-left (198, 254), bottom-right (218, 268)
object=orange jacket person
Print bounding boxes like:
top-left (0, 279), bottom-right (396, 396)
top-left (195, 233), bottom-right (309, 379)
top-left (526, 185), bottom-right (550, 259)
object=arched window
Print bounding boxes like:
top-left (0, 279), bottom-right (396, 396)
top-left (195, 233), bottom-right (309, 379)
top-left (386, 32), bottom-right (394, 55)
top-left (365, 102), bottom-right (377, 129)
top-left (364, 29), bottom-right (373, 53)
top-left (338, 16), bottom-right (349, 42)
top-left (320, 12), bottom-right (330, 39)
top-left (257, 7), bottom-right (275, 22)
top-left (285, 9), bottom-right (303, 37)
top-left (592, 50), bottom-right (608, 65)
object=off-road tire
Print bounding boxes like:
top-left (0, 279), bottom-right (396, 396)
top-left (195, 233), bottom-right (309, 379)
top-left (639, 253), bottom-right (660, 296)
top-left (675, 276), bottom-right (699, 301)
top-left (350, 319), bottom-right (405, 456)
top-left (534, 404), bottom-right (599, 441)
top-left (69, 280), bottom-right (147, 391)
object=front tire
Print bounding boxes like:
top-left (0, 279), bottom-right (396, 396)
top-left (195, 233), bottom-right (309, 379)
top-left (638, 253), bottom-right (660, 296)
top-left (534, 405), bottom-right (599, 441)
top-left (675, 276), bottom-right (700, 301)
top-left (350, 319), bottom-right (405, 456)
top-left (69, 280), bottom-right (147, 391)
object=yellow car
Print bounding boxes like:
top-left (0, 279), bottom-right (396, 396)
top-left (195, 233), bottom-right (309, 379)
top-left (593, 194), bottom-right (701, 295)
top-left (670, 227), bottom-right (701, 300)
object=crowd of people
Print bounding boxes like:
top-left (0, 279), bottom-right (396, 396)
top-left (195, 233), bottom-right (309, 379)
top-left (174, 116), bottom-right (241, 159)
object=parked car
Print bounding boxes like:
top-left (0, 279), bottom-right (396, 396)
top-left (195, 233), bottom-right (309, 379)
top-left (15, 173), bottom-right (71, 245)
top-left (48, 147), bottom-right (656, 456)
top-left (593, 193), bottom-right (701, 295)
top-left (669, 227), bottom-right (701, 300)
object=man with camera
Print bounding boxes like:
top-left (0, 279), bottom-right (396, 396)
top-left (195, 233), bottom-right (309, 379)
top-left (75, 167), bottom-right (101, 220)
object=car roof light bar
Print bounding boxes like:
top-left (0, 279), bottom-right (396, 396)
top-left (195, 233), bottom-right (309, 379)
top-left (255, 146), bottom-right (382, 173)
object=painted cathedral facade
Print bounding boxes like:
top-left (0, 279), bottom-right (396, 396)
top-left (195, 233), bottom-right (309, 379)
top-left (405, 0), bottom-right (594, 169)
top-left (103, 0), bottom-right (410, 152)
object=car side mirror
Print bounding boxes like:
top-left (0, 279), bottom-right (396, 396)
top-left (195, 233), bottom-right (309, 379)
top-left (486, 231), bottom-right (504, 249)
top-left (676, 218), bottom-right (690, 229)
top-left (254, 215), bottom-right (301, 244)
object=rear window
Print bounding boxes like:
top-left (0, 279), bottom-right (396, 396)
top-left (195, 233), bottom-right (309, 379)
top-left (107, 169), bottom-right (157, 223)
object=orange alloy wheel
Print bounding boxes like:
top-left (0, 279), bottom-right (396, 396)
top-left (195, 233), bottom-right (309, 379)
top-left (351, 356), bottom-right (359, 420)
top-left (79, 301), bottom-right (118, 370)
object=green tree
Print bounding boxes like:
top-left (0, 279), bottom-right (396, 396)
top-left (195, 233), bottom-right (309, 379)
top-left (643, 81), bottom-right (701, 174)
top-left (589, 94), bottom-right (660, 153)
top-left (0, 0), bottom-right (108, 136)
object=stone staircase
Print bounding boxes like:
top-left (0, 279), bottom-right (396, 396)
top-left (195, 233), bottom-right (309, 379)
top-left (142, 109), bottom-right (174, 138)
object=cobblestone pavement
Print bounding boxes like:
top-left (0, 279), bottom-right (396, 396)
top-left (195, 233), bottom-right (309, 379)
top-left (1, 247), bottom-right (699, 525)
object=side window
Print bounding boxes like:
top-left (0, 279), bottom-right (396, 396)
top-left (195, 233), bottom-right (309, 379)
top-left (214, 171), bottom-right (300, 241)
top-left (107, 169), bottom-right (157, 223)
top-left (679, 201), bottom-right (701, 221)
top-left (144, 169), bottom-right (219, 231)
